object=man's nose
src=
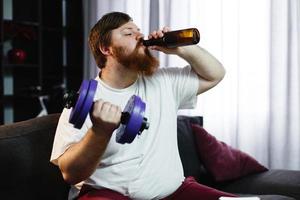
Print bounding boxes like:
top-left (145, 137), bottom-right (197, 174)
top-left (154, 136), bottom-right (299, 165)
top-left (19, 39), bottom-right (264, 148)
top-left (135, 32), bottom-right (144, 41)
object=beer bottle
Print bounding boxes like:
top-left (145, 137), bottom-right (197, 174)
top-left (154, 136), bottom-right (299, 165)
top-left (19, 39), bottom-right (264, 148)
top-left (143, 28), bottom-right (200, 48)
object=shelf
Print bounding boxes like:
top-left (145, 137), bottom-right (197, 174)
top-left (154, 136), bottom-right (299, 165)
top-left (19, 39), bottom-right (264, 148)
top-left (0, 96), bottom-right (42, 123)
top-left (1, 0), bottom-right (83, 124)
top-left (2, 83), bottom-right (64, 99)
top-left (2, 64), bottom-right (39, 69)
top-left (2, 94), bottom-right (41, 100)
top-left (0, 95), bottom-right (38, 105)
top-left (3, 19), bottom-right (40, 27)
top-left (1, 95), bottom-right (14, 103)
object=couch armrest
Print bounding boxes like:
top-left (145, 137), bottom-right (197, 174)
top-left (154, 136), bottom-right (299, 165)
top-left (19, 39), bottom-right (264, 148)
top-left (217, 169), bottom-right (300, 200)
top-left (0, 114), bottom-right (70, 200)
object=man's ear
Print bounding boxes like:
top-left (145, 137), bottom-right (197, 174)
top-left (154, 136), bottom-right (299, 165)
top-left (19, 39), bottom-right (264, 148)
top-left (99, 45), bottom-right (112, 56)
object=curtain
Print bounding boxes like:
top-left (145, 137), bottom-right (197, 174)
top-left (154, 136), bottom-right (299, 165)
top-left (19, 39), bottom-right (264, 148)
top-left (83, 0), bottom-right (300, 170)
top-left (268, 0), bottom-right (300, 169)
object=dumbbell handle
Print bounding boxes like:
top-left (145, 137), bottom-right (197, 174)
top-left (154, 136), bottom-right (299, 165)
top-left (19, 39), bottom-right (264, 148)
top-left (121, 112), bottom-right (149, 133)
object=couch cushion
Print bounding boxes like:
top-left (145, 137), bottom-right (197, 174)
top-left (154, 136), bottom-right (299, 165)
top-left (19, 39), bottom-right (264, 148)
top-left (191, 124), bottom-right (267, 182)
top-left (0, 113), bottom-right (70, 200)
top-left (218, 169), bottom-right (300, 200)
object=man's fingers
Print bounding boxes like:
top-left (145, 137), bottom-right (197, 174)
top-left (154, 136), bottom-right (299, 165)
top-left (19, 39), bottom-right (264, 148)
top-left (162, 26), bottom-right (171, 33)
top-left (148, 27), bottom-right (171, 40)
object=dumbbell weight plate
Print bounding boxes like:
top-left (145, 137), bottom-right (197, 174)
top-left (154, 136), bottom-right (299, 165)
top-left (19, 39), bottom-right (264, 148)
top-left (116, 95), bottom-right (146, 144)
top-left (69, 79), bottom-right (98, 129)
top-left (69, 80), bottom-right (88, 125)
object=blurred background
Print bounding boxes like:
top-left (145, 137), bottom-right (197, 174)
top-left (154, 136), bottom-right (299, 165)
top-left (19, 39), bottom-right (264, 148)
top-left (0, 0), bottom-right (299, 170)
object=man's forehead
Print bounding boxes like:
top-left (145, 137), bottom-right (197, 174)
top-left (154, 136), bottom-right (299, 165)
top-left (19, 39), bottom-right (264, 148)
top-left (118, 21), bottom-right (140, 31)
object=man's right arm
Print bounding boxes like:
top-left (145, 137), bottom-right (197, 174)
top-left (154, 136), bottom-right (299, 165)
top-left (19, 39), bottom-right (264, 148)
top-left (55, 99), bottom-right (122, 185)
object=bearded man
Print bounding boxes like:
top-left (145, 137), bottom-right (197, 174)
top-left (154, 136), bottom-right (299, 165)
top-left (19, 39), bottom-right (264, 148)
top-left (50, 12), bottom-right (230, 200)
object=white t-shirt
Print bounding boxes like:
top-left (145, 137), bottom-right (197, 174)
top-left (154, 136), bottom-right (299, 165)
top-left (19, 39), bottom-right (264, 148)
top-left (50, 65), bottom-right (199, 200)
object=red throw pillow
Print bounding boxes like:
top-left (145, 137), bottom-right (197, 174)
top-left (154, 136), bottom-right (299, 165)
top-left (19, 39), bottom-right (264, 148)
top-left (191, 124), bottom-right (268, 182)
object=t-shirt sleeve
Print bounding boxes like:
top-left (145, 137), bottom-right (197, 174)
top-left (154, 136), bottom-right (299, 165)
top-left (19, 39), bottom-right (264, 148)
top-left (50, 108), bottom-right (89, 164)
top-left (163, 65), bottom-right (200, 109)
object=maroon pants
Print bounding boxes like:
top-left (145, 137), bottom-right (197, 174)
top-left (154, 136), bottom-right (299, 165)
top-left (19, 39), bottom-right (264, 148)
top-left (78, 177), bottom-right (237, 200)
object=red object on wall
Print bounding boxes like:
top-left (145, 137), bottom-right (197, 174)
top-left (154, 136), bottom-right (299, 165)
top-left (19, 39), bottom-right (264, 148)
top-left (7, 48), bottom-right (27, 64)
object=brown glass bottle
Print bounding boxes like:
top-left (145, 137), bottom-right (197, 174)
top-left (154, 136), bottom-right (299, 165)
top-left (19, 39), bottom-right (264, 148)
top-left (143, 28), bottom-right (200, 48)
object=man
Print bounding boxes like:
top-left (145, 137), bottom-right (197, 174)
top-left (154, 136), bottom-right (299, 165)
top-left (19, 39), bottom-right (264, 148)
top-left (51, 12), bottom-right (232, 200)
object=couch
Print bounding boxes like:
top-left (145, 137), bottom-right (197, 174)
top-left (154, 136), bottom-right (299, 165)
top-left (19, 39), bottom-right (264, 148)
top-left (0, 113), bottom-right (299, 200)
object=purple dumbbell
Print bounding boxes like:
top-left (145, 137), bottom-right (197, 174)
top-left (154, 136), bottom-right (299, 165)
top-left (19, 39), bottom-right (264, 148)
top-left (63, 79), bottom-right (149, 144)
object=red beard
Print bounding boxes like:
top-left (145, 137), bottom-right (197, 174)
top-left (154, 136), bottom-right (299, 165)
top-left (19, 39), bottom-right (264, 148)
top-left (112, 41), bottom-right (159, 76)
